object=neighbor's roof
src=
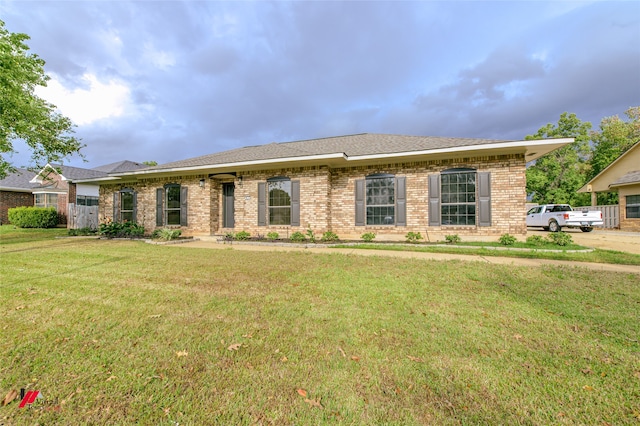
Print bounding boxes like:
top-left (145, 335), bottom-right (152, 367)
top-left (610, 170), bottom-right (640, 188)
top-left (92, 160), bottom-right (148, 174)
top-left (102, 133), bottom-right (572, 179)
top-left (0, 168), bottom-right (39, 192)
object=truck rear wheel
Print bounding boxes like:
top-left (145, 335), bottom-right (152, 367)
top-left (580, 227), bottom-right (593, 232)
top-left (549, 220), bottom-right (561, 232)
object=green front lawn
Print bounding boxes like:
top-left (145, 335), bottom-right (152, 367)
top-left (1, 227), bottom-right (638, 424)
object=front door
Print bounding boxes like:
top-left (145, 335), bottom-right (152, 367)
top-left (222, 183), bottom-right (235, 228)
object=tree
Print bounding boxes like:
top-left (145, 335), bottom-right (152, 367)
top-left (525, 112), bottom-right (592, 206)
top-left (0, 20), bottom-right (82, 178)
top-left (588, 106), bottom-right (640, 204)
top-left (143, 161), bottom-right (158, 167)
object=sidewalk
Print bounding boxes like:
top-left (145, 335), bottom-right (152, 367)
top-left (175, 240), bottom-right (640, 275)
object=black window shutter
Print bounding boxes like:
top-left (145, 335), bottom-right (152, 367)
top-left (180, 186), bottom-right (188, 226)
top-left (478, 172), bottom-right (491, 227)
top-left (156, 188), bottom-right (164, 226)
top-left (396, 177), bottom-right (406, 226)
top-left (355, 179), bottom-right (365, 226)
top-left (428, 174), bottom-right (441, 226)
top-left (113, 192), bottom-right (120, 222)
top-left (291, 180), bottom-right (300, 227)
top-left (132, 192), bottom-right (138, 223)
top-left (257, 182), bottom-right (266, 226)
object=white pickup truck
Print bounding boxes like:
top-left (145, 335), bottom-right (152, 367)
top-left (526, 204), bottom-right (603, 232)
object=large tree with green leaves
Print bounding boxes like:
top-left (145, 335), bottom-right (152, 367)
top-left (0, 20), bottom-right (82, 178)
top-left (588, 106), bottom-right (640, 204)
top-left (525, 112), bottom-right (592, 206)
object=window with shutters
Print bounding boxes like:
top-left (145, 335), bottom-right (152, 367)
top-left (120, 189), bottom-right (135, 222)
top-left (268, 177), bottom-right (292, 225)
top-left (366, 174), bottom-right (395, 225)
top-left (441, 169), bottom-right (477, 226)
top-left (165, 184), bottom-right (182, 225)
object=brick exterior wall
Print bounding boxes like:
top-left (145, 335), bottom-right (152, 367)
top-left (0, 191), bottom-right (34, 225)
top-left (98, 153), bottom-right (527, 240)
top-left (618, 185), bottom-right (640, 232)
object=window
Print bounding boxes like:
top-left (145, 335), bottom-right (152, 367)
top-left (257, 178), bottom-right (300, 226)
top-left (156, 184), bottom-right (188, 226)
top-left (268, 177), bottom-right (292, 225)
top-left (35, 193), bottom-right (59, 210)
top-left (113, 189), bottom-right (137, 223)
top-left (429, 169), bottom-right (491, 227)
top-left (355, 175), bottom-right (406, 226)
top-left (76, 195), bottom-right (99, 206)
top-left (626, 195), bottom-right (640, 219)
top-left (441, 170), bottom-right (476, 226)
top-left (527, 206), bottom-right (542, 215)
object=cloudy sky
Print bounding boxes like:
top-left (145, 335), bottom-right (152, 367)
top-left (2, 0), bottom-right (639, 169)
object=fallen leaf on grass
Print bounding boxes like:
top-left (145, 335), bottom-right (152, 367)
top-left (350, 356), bottom-right (360, 362)
top-left (407, 356), bottom-right (424, 363)
top-left (280, 356), bottom-right (288, 362)
top-left (583, 385), bottom-right (594, 391)
top-left (581, 367), bottom-right (593, 375)
top-left (297, 389), bottom-right (307, 397)
top-left (106, 375), bottom-right (117, 382)
top-left (148, 314), bottom-right (162, 318)
top-left (176, 351), bottom-right (188, 357)
top-left (304, 398), bottom-right (323, 408)
top-left (2, 389), bottom-right (17, 406)
top-left (337, 347), bottom-right (346, 357)
top-left (513, 334), bottom-right (523, 341)
top-left (15, 306), bottom-right (25, 310)
top-left (227, 343), bottom-right (242, 351)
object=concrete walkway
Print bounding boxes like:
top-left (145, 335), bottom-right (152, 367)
top-left (175, 239), bottom-right (640, 275)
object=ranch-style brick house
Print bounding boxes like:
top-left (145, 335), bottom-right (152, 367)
top-left (78, 133), bottom-right (572, 240)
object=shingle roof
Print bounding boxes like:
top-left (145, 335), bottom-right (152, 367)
top-left (148, 133), bottom-right (512, 171)
top-left (0, 168), bottom-right (39, 191)
top-left (610, 170), bottom-right (640, 187)
top-left (55, 164), bottom-right (108, 180)
top-left (93, 160), bottom-right (148, 174)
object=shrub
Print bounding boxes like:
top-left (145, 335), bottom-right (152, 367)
top-left (224, 232), bottom-right (235, 241)
top-left (361, 232), bottom-right (376, 243)
top-left (8, 207), bottom-right (58, 228)
top-left (445, 234), bottom-right (461, 244)
top-left (234, 230), bottom-right (251, 241)
top-left (153, 228), bottom-right (182, 241)
top-left (99, 221), bottom-right (145, 238)
top-left (306, 228), bottom-right (316, 243)
top-left (68, 227), bottom-right (97, 236)
top-left (290, 231), bottom-right (306, 243)
top-left (321, 231), bottom-right (339, 242)
top-left (547, 232), bottom-right (573, 247)
top-left (498, 233), bottom-right (517, 246)
top-left (526, 235), bottom-right (546, 246)
top-left (266, 231), bottom-right (279, 241)
top-left (405, 232), bottom-right (423, 243)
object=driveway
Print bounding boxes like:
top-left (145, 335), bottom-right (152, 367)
top-left (526, 228), bottom-right (640, 254)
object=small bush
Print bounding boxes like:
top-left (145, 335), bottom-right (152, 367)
top-left (235, 230), bottom-right (251, 241)
top-left (266, 231), bottom-right (279, 241)
top-left (306, 228), bottom-right (316, 243)
top-left (8, 207), bottom-right (59, 228)
top-left (321, 231), bottom-right (339, 242)
top-left (99, 221), bottom-right (145, 238)
top-left (548, 232), bottom-right (573, 247)
top-left (361, 232), bottom-right (376, 243)
top-left (153, 228), bottom-right (182, 241)
top-left (290, 231), bottom-right (306, 243)
top-left (498, 233), bottom-right (517, 246)
top-left (68, 227), bottom-right (97, 236)
top-left (405, 232), bottom-right (423, 243)
top-left (526, 235), bottom-right (546, 246)
top-left (445, 234), bottom-right (461, 244)
top-left (224, 232), bottom-right (235, 241)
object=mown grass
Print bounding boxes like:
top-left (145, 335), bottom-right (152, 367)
top-left (336, 243), bottom-right (640, 266)
top-left (1, 227), bottom-right (639, 424)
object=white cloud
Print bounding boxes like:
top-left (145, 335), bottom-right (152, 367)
top-left (36, 73), bottom-right (132, 126)
top-left (143, 42), bottom-right (176, 69)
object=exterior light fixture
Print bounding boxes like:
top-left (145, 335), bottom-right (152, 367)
top-left (199, 178), bottom-right (205, 188)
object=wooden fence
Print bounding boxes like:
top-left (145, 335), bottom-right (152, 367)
top-left (574, 205), bottom-right (619, 229)
top-left (67, 204), bottom-right (99, 230)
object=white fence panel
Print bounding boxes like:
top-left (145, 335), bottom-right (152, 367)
top-left (67, 204), bottom-right (99, 230)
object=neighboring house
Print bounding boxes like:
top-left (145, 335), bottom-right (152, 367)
top-left (0, 168), bottom-right (39, 225)
top-left (0, 161), bottom-right (147, 225)
top-left (578, 142), bottom-right (640, 232)
top-left (78, 133), bottom-right (572, 240)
